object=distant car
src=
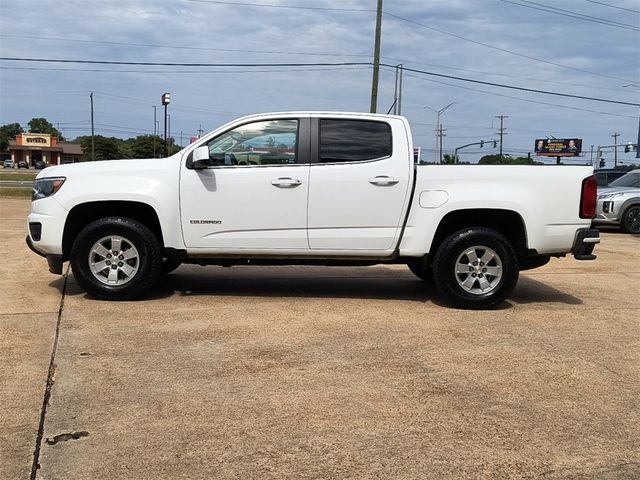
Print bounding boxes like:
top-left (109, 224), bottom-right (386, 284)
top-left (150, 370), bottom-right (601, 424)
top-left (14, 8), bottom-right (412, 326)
top-left (34, 160), bottom-right (46, 170)
top-left (17, 160), bottom-right (29, 169)
top-left (3, 159), bottom-right (14, 168)
top-left (593, 170), bottom-right (640, 234)
top-left (594, 169), bottom-right (628, 187)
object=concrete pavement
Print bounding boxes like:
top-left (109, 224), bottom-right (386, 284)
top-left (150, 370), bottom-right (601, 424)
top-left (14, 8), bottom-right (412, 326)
top-left (1, 197), bottom-right (638, 479)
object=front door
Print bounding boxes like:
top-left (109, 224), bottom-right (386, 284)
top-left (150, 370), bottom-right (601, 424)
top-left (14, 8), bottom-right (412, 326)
top-left (180, 117), bottom-right (311, 252)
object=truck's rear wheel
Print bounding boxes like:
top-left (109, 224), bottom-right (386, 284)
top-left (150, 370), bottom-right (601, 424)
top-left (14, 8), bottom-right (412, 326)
top-left (432, 228), bottom-right (519, 309)
top-left (70, 217), bottom-right (162, 300)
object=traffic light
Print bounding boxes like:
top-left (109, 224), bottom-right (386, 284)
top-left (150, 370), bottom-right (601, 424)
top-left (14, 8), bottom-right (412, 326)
top-left (625, 144), bottom-right (631, 153)
top-left (480, 140), bottom-right (484, 148)
top-left (493, 141), bottom-right (498, 148)
top-left (599, 159), bottom-right (605, 168)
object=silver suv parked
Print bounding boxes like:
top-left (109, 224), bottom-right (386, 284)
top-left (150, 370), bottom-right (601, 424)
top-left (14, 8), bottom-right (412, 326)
top-left (594, 169), bottom-right (640, 234)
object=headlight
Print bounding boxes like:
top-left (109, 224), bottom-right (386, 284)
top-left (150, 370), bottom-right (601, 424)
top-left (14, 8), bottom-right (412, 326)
top-left (597, 193), bottom-right (623, 199)
top-left (32, 177), bottom-right (66, 201)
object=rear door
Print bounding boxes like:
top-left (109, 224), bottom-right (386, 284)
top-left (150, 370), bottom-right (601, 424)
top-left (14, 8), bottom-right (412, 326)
top-left (307, 116), bottom-right (412, 251)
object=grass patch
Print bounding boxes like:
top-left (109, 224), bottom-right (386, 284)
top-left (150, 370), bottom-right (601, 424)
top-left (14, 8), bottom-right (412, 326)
top-left (0, 188), bottom-right (32, 198)
top-left (0, 172), bottom-right (38, 181)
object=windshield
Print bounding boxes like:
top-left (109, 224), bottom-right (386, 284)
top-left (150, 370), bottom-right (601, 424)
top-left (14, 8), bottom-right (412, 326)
top-left (609, 170), bottom-right (640, 188)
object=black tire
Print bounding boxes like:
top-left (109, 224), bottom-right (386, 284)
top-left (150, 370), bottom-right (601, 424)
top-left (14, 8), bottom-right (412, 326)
top-left (620, 205), bottom-right (640, 234)
top-left (432, 227), bottom-right (519, 310)
top-left (161, 259), bottom-right (182, 275)
top-left (70, 216), bottom-right (162, 300)
top-left (407, 260), bottom-right (434, 283)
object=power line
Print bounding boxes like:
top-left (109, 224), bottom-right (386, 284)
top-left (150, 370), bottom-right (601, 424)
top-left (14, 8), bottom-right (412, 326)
top-left (0, 33), bottom-right (371, 58)
top-left (502, 0), bottom-right (640, 31)
top-left (381, 12), bottom-right (637, 84)
top-left (185, 0), bottom-right (637, 83)
top-left (0, 65), bottom-right (369, 74)
top-left (0, 57), bottom-right (368, 68)
top-left (2, 57), bottom-right (637, 107)
top-left (379, 63), bottom-right (640, 107)
top-left (584, 0), bottom-right (640, 14)
top-left (388, 67), bottom-right (637, 119)
top-left (186, 0), bottom-right (374, 12)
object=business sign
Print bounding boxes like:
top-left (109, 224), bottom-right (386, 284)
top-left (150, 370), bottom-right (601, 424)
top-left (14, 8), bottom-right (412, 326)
top-left (21, 133), bottom-right (52, 148)
top-left (535, 138), bottom-right (582, 157)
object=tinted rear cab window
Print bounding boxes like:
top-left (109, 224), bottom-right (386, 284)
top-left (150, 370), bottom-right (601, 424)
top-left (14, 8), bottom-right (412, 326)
top-left (320, 119), bottom-right (392, 163)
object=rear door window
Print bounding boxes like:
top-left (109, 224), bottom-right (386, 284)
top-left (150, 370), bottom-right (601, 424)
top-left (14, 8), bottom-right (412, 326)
top-left (319, 119), bottom-right (392, 163)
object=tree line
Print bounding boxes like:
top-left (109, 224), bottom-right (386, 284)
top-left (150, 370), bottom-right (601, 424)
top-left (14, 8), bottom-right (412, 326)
top-left (0, 117), bottom-right (183, 160)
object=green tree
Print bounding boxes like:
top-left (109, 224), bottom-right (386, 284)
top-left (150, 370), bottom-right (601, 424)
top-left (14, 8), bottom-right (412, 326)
top-left (479, 154), bottom-right (543, 165)
top-left (76, 135), bottom-right (123, 161)
top-left (28, 118), bottom-right (65, 141)
top-left (0, 122), bottom-right (24, 151)
top-left (442, 154), bottom-right (459, 164)
top-left (122, 135), bottom-right (164, 159)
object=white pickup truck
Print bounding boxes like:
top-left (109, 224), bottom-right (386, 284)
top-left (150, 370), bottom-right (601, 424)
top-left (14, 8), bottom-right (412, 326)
top-left (26, 112), bottom-right (600, 309)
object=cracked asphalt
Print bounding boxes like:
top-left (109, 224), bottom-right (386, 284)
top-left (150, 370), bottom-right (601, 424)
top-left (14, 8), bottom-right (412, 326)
top-left (1, 197), bottom-right (639, 479)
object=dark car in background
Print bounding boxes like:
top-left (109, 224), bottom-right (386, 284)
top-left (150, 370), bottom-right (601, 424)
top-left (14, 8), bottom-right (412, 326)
top-left (34, 160), bottom-right (46, 170)
top-left (17, 160), bottom-right (29, 169)
top-left (594, 169), bottom-right (628, 187)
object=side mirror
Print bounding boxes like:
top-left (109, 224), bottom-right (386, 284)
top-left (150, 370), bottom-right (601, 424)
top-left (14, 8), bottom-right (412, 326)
top-left (190, 146), bottom-right (210, 170)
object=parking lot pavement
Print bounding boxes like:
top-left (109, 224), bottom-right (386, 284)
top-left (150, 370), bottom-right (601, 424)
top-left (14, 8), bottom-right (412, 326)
top-left (0, 199), bottom-right (63, 479)
top-left (2, 198), bottom-right (639, 479)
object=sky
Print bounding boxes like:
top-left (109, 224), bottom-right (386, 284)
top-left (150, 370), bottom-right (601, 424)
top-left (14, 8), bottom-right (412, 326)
top-left (0, 0), bottom-right (639, 165)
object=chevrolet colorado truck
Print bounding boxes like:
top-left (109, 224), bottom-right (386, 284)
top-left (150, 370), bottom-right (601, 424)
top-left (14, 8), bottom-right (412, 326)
top-left (26, 112), bottom-right (600, 309)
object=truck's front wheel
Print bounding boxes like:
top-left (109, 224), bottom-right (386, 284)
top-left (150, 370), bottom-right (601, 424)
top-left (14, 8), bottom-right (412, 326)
top-left (432, 228), bottom-right (519, 309)
top-left (70, 217), bottom-right (162, 300)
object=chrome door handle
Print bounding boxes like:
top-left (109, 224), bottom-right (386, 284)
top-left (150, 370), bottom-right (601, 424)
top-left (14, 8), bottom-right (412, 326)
top-left (369, 175), bottom-right (399, 186)
top-left (271, 177), bottom-right (302, 188)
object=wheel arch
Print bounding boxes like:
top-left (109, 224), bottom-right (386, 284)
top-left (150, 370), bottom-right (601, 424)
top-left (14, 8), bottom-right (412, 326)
top-left (429, 208), bottom-right (529, 261)
top-left (62, 201), bottom-right (164, 260)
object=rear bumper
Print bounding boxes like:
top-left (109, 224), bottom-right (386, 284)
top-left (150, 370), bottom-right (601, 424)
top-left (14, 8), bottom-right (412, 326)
top-left (571, 228), bottom-right (600, 260)
top-left (26, 235), bottom-right (64, 274)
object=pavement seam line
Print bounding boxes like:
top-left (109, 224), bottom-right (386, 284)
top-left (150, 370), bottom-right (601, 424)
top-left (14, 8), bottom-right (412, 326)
top-left (30, 265), bottom-right (69, 480)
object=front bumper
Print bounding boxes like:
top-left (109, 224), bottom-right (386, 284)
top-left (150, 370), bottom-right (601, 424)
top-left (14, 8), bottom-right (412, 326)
top-left (571, 228), bottom-right (600, 260)
top-left (26, 235), bottom-right (64, 274)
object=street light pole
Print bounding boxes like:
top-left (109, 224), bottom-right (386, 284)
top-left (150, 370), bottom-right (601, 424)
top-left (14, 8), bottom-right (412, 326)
top-left (90, 92), bottom-right (95, 161)
top-left (611, 132), bottom-right (619, 167)
top-left (153, 105), bottom-right (157, 158)
top-left (424, 102), bottom-right (455, 163)
top-left (162, 93), bottom-right (171, 157)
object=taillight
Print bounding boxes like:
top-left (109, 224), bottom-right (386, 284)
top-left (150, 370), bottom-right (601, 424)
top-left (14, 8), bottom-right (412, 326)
top-left (580, 175), bottom-right (597, 219)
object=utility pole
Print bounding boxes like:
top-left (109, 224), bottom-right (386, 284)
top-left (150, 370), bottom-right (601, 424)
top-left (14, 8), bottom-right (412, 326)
top-left (369, 0), bottom-right (383, 113)
top-left (90, 92), bottom-right (95, 161)
top-left (495, 115), bottom-right (508, 158)
top-left (590, 145), bottom-right (594, 165)
top-left (198, 125), bottom-right (204, 138)
top-left (397, 64), bottom-right (403, 115)
top-left (180, 131), bottom-right (183, 148)
top-left (153, 106), bottom-right (157, 158)
top-left (611, 132), bottom-right (619, 167)
top-left (438, 124), bottom-right (446, 163)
